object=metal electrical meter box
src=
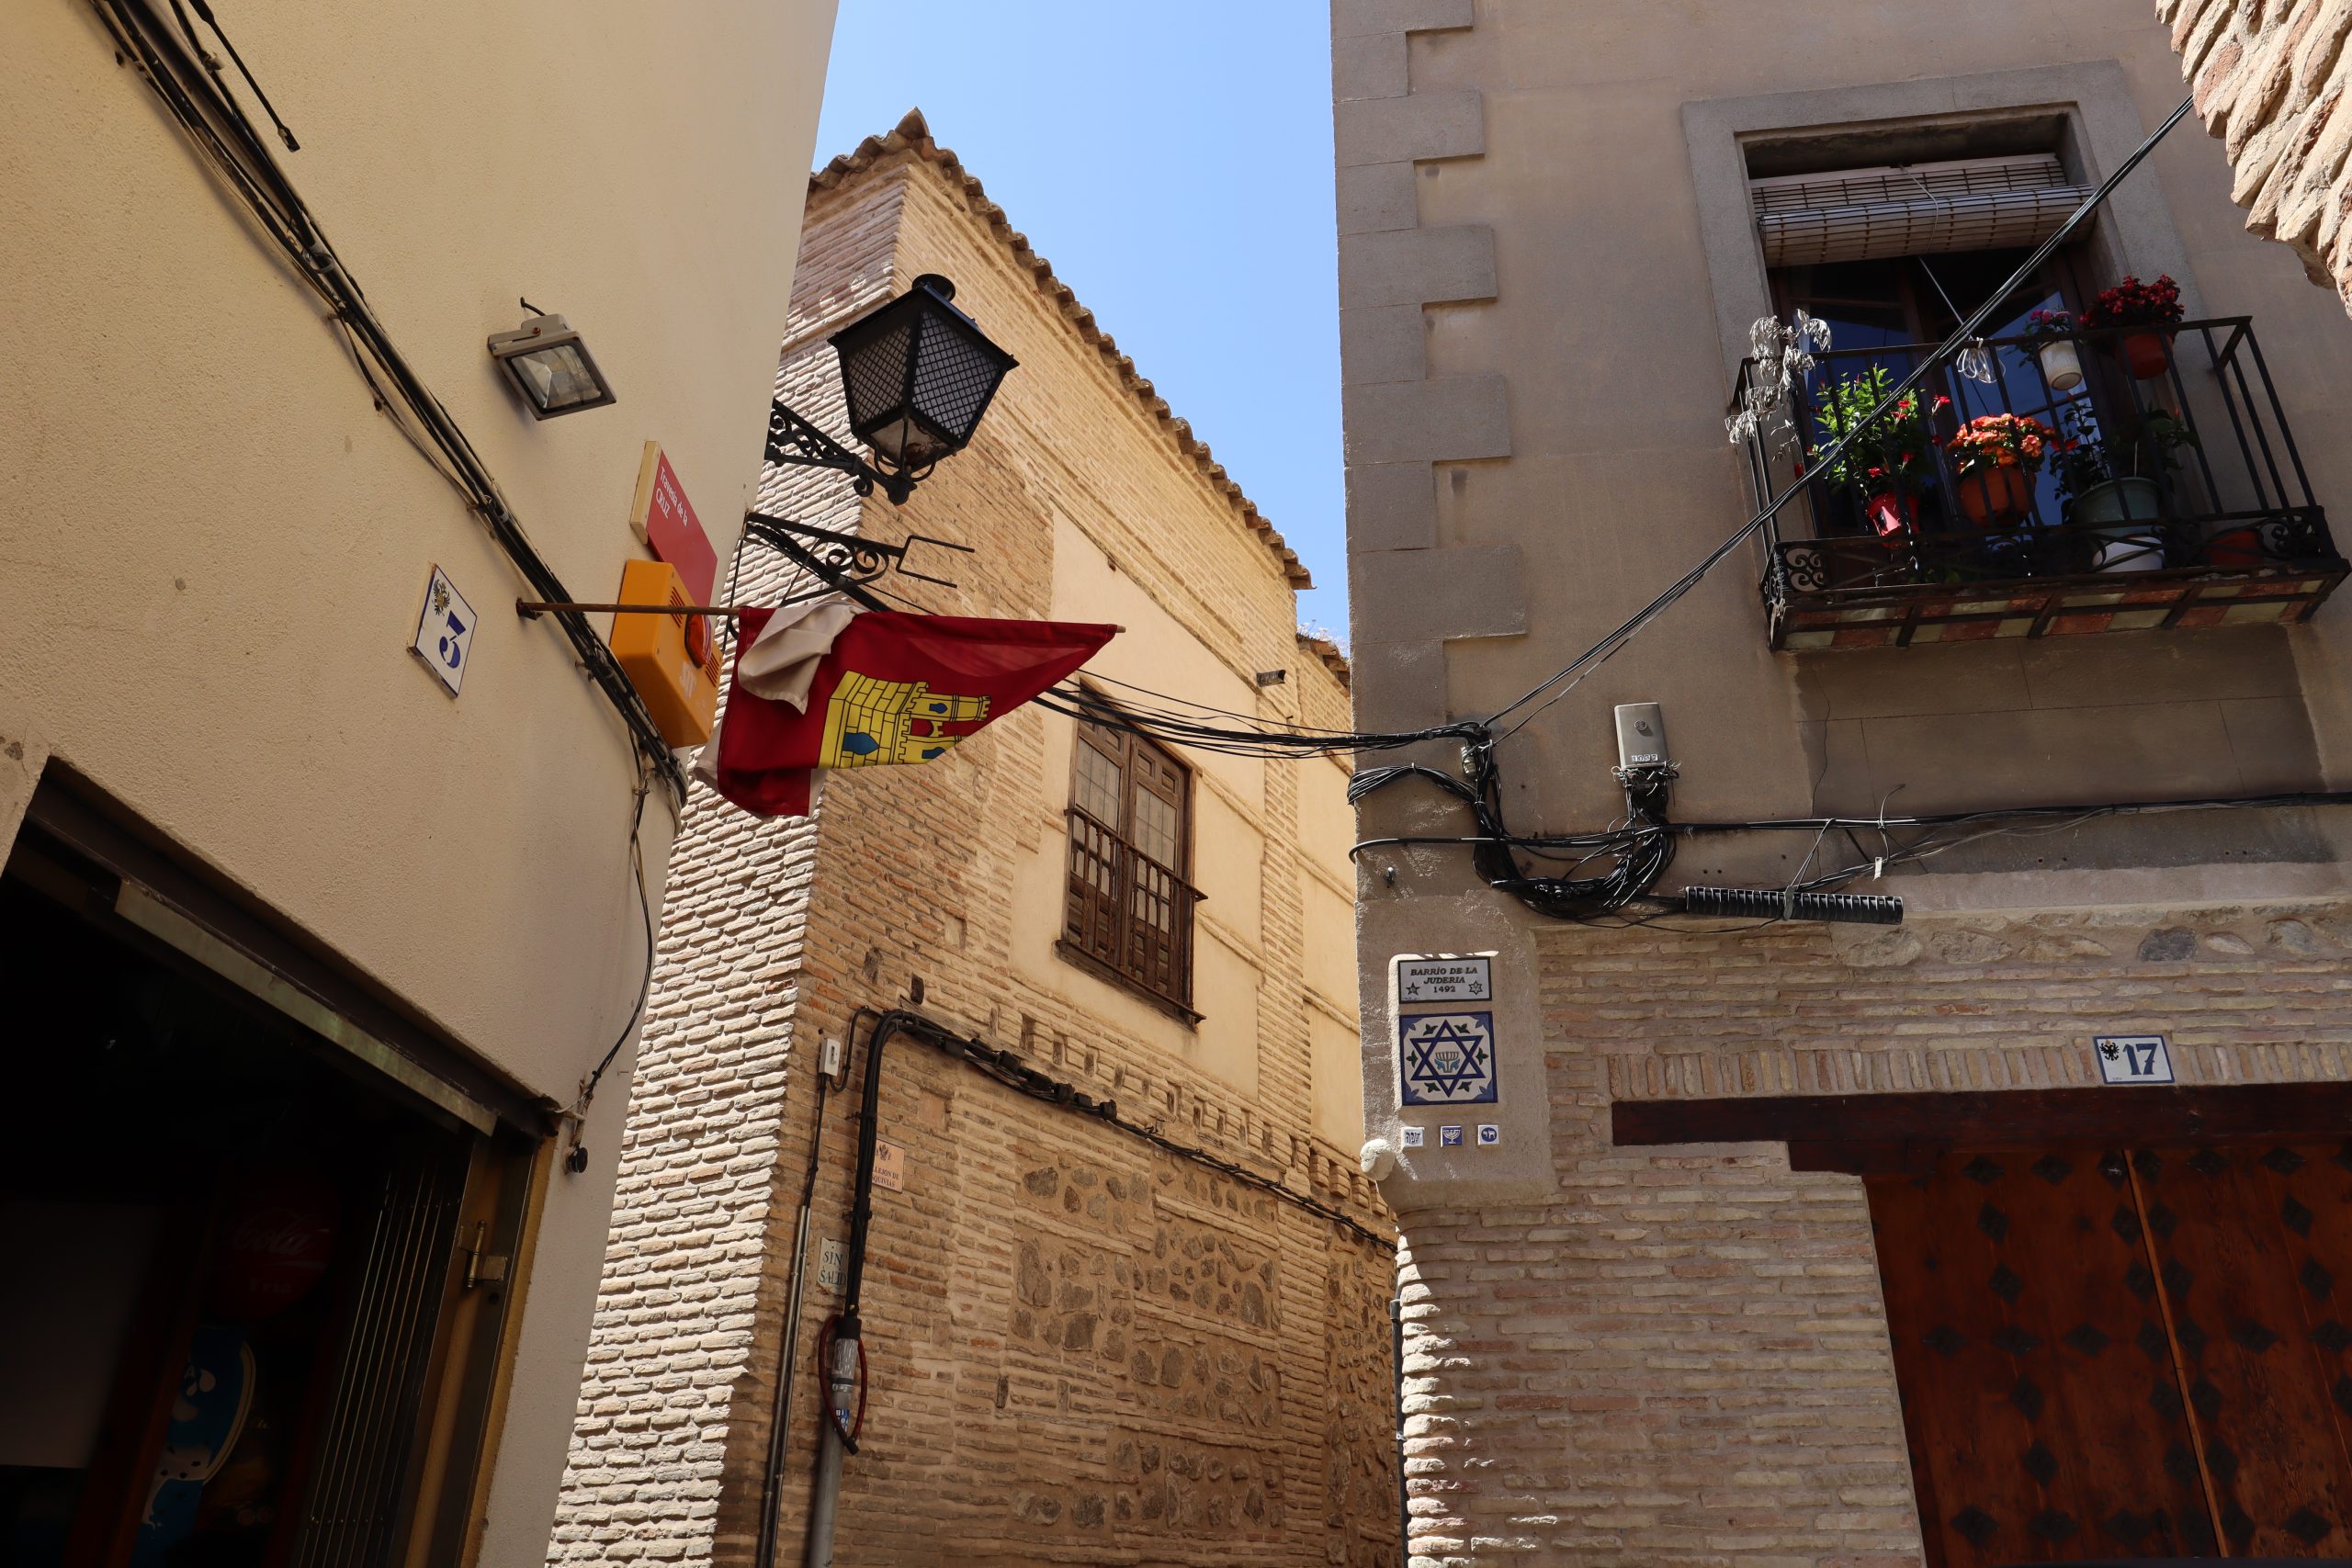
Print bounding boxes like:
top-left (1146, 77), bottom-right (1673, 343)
top-left (1613, 702), bottom-right (1669, 769)
top-left (606, 558), bottom-right (719, 747)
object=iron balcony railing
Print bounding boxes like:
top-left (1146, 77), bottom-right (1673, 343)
top-left (1732, 317), bottom-right (2345, 647)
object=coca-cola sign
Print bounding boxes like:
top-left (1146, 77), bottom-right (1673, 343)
top-left (206, 1167), bottom-right (339, 1322)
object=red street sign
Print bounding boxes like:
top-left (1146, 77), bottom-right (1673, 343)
top-left (629, 442), bottom-right (718, 605)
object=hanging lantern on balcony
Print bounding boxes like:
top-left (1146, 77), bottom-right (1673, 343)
top-left (827, 275), bottom-right (1018, 479)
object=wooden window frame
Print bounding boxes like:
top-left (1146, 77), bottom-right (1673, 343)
top-left (1057, 706), bottom-right (1204, 1023)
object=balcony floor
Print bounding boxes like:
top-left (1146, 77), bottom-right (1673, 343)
top-left (1772, 562), bottom-right (2346, 649)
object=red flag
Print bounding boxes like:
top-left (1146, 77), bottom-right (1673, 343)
top-left (710, 609), bottom-right (1115, 818)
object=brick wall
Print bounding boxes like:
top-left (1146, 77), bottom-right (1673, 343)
top-left (2162, 0), bottom-right (2352, 315)
top-left (554, 121), bottom-right (1396, 1568)
top-left (1397, 897), bottom-right (2352, 1567)
top-left (549, 184), bottom-right (891, 1565)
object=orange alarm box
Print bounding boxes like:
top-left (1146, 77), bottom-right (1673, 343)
top-left (607, 558), bottom-right (720, 748)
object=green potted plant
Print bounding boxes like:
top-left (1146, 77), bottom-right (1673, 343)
top-left (2019, 309), bottom-right (2084, 391)
top-left (1805, 367), bottom-right (1942, 540)
top-left (2083, 274), bottom-right (2184, 380)
top-left (1943, 412), bottom-right (2055, 527)
top-left (2057, 411), bottom-right (2198, 572)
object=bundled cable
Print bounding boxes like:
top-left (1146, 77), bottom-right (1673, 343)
top-left (1035, 681), bottom-right (1480, 759)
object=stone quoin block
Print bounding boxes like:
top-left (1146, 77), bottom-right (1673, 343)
top-left (1336, 163), bottom-right (1422, 236)
top-left (1340, 305), bottom-right (1430, 387)
top-left (1339, 224), bottom-right (1498, 310)
top-left (1330, 0), bottom-right (1476, 40)
top-left (1343, 375), bottom-right (1511, 465)
top-left (1351, 544), bottom-right (1529, 644)
top-left (1345, 462), bottom-right (1441, 554)
top-left (1335, 90), bottom-right (1485, 168)
top-left (1333, 31), bottom-right (1411, 102)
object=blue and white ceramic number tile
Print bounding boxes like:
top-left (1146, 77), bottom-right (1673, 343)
top-left (411, 565), bottom-right (477, 697)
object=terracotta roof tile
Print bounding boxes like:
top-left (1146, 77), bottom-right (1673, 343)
top-left (812, 109), bottom-right (1313, 590)
top-left (1296, 632), bottom-right (1350, 688)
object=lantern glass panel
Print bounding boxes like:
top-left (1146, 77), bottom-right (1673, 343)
top-left (838, 320), bottom-right (919, 453)
top-left (907, 311), bottom-right (1013, 450)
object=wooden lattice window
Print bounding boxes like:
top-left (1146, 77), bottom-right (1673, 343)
top-left (1059, 716), bottom-right (1200, 1019)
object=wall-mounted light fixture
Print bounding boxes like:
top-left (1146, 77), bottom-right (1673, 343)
top-left (486, 305), bottom-right (616, 419)
top-left (1254, 670), bottom-right (1288, 687)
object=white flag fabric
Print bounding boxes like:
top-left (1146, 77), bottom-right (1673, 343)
top-left (689, 595), bottom-right (858, 800)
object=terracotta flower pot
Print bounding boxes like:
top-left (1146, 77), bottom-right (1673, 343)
top-left (1863, 490), bottom-right (1917, 540)
top-left (2204, 526), bottom-right (2265, 569)
top-left (1954, 466), bottom-right (2034, 527)
top-left (2117, 329), bottom-right (2173, 379)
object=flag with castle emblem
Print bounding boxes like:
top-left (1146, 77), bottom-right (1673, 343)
top-left (706, 607), bottom-right (1115, 817)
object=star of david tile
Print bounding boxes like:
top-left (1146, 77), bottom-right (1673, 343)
top-left (1397, 1011), bottom-right (1497, 1105)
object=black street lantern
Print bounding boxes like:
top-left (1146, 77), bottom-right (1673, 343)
top-left (764, 275), bottom-right (1016, 505)
top-left (829, 275), bottom-right (1017, 479)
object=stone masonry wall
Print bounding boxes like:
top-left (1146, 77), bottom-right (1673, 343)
top-left (1396, 897), bottom-right (2352, 1568)
top-left (556, 126), bottom-right (1396, 1568)
top-left (2163, 0), bottom-right (2352, 315)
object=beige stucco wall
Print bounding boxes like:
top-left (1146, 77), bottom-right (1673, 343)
top-left (1337, 3), bottom-right (2352, 1562)
top-left (1037, 511), bottom-right (1276, 1092)
top-left (1340, 0), bottom-right (2352, 1202)
top-left (1, 0), bottom-right (835, 1556)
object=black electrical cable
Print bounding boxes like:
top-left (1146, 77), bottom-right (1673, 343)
top-left (865, 1009), bottom-right (1392, 1249)
top-left (1077, 670), bottom-right (1373, 737)
top-left (87, 0), bottom-right (687, 800)
top-left (751, 1006), bottom-right (853, 1568)
top-left (1036, 683), bottom-right (1480, 760)
top-left (561, 769), bottom-right (657, 1168)
top-left (180, 0), bottom-right (299, 149)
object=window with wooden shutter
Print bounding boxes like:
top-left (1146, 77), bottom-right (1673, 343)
top-left (1059, 714), bottom-right (1200, 1020)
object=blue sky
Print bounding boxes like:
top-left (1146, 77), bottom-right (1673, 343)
top-left (813, 2), bottom-right (1346, 637)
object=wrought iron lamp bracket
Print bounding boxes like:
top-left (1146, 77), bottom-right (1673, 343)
top-left (763, 400), bottom-right (922, 506)
top-left (740, 511), bottom-right (973, 611)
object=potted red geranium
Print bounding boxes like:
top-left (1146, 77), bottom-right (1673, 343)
top-left (1943, 412), bottom-right (2054, 527)
top-left (1806, 367), bottom-right (1942, 540)
top-left (2084, 273), bottom-right (2184, 379)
